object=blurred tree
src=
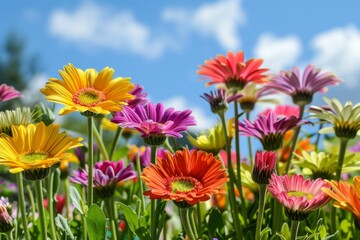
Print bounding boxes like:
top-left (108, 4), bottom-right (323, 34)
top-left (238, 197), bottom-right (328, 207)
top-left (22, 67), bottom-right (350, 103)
top-left (0, 32), bottom-right (39, 110)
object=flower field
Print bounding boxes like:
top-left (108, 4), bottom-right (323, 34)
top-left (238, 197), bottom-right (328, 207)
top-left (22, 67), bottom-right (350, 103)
top-left (0, 51), bottom-right (360, 240)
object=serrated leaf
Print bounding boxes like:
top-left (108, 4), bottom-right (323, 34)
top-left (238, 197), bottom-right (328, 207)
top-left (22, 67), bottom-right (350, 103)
top-left (70, 186), bottom-right (84, 214)
top-left (55, 214), bottom-right (75, 239)
top-left (86, 204), bottom-right (107, 240)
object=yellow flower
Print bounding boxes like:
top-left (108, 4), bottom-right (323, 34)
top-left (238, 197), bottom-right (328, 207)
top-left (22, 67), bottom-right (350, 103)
top-left (41, 63), bottom-right (134, 116)
top-left (187, 122), bottom-right (226, 155)
top-left (0, 122), bottom-right (82, 180)
top-left (101, 118), bottom-right (119, 131)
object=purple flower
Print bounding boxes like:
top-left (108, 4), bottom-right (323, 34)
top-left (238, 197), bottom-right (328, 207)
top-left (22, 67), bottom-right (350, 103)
top-left (0, 84), bottom-right (20, 103)
top-left (111, 102), bottom-right (196, 145)
top-left (71, 160), bottom-right (136, 198)
top-left (267, 65), bottom-right (340, 106)
top-left (239, 111), bottom-right (309, 151)
top-left (126, 84), bottom-right (148, 108)
top-left (201, 89), bottom-right (242, 114)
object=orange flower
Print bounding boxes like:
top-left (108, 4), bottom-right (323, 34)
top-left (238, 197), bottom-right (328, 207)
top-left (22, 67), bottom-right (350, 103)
top-left (198, 51), bottom-right (268, 90)
top-left (323, 177), bottom-right (360, 228)
top-left (141, 149), bottom-right (229, 206)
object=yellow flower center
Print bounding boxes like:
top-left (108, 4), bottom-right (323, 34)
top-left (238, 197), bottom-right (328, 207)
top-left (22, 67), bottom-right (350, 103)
top-left (20, 152), bottom-right (48, 163)
top-left (73, 88), bottom-right (106, 107)
top-left (287, 190), bottom-right (313, 200)
top-left (170, 177), bottom-right (201, 193)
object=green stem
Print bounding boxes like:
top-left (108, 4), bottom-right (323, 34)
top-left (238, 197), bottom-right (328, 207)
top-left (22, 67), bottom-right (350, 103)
top-left (25, 184), bottom-right (36, 219)
top-left (189, 208), bottom-right (198, 238)
top-left (81, 187), bottom-right (88, 240)
top-left (335, 139), bottom-right (349, 181)
top-left (331, 138), bottom-right (349, 233)
top-left (105, 197), bottom-right (117, 240)
top-left (88, 116), bottom-right (94, 205)
top-left (290, 220), bottom-right (300, 240)
top-left (272, 199), bottom-right (283, 234)
top-left (233, 101), bottom-right (247, 223)
top-left (47, 172), bottom-right (57, 240)
top-left (150, 145), bottom-right (158, 240)
top-left (255, 185), bottom-right (267, 240)
top-left (92, 121), bottom-right (109, 160)
top-left (219, 113), bottom-right (243, 240)
top-left (246, 111), bottom-right (254, 168)
top-left (109, 127), bottom-right (122, 160)
top-left (196, 203), bottom-right (202, 237)
top-left (284, 105), bottom-right (305, 174)
top-left (164, 138), bottom-right (175, 154)
top-left (35, 180), bottom-right (47, 240)
top-left (179, 208), bottom-right (196, 240)
top-left (16, 173), bottom-right (31, 240)
top-left (63, 179), bottom-right (71, 219)
top-left (136, 153), bottom-right (146, 212)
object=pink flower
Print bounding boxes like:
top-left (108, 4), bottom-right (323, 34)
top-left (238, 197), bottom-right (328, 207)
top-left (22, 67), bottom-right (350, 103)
top-left (239, 111), bottom-right (308, 151)
top-left (198, 51), bottom-right (268, 90)
top-left (252, 151), bottom-right (277, 184)
top-left (267, 174), bottom-right (331, 221)
top-left (267, 65), bottom-right (340, 106)
top-left (0, 84), bottom-right (20, 103)
top-left (262, 105), bottom-right (300, 118)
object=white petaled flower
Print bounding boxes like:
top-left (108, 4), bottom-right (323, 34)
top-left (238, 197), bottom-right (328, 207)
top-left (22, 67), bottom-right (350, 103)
top-left (0, 107), bottom-right (33, 135)
top-left (309, 97), bottom-right (360, 139)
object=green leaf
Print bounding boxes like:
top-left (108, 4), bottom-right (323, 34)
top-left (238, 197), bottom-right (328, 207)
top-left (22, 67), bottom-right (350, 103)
top-left (55, 214), bottom-right (75, 240)
top-left (86, 204), bottom-right (107, 240)
top-left (117, 202), bottom-right (151, 240)
top-left (207, 208), bottom-right (224, 237)
top-left (70, 186), bottom-right (84, 214)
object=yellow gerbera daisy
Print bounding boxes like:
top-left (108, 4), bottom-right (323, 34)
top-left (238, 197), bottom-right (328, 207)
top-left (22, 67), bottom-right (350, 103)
top-left (41, 63), bottom-right (135, 115)
top-left (0, 122), bottom-right (83, 180)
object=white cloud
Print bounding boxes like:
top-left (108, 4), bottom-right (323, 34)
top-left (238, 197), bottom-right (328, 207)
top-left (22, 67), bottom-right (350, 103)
top-left (311, 25), bottom-right (360, 87)
top-left (49, 3), bottom-right (171, 58)
top-left (163, 0), bottom-right (245, 50)
top-left (21, 74), bottom-right (48, 105)
top-left (253, 34), bottom-right (302, 72)
top-left (162, 96), bottom-right (215, 131)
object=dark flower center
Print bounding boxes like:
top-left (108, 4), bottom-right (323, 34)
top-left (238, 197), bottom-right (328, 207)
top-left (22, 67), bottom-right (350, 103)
top-left (334, 122), bottom-right (360, 139)
top-left (261, 133), bottom-right (283, 151)
top-left (225, 78), bottom-right (246, 91)
top-left (292, 90), bottom-right (313, 106)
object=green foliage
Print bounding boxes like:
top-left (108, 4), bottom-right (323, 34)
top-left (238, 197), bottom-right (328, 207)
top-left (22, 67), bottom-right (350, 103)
top-left (70, 186), bottom-right (85, 215)
top-left (86, 204), bottom-right (107, 240)
top-left (55, 214), bottom-right (75, 240)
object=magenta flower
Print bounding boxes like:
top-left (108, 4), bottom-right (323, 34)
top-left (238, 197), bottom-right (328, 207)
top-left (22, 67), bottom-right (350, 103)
top-left (349, 142), bottom-right (360, 153)
top-left (71, 160), bottom-right (136, 198)
top-left (252, 151), bottom-right (277, 184)
top-left (126, 84), bottom-right (148, 108)
top-left (267, 64), bottom-right (340, 106)
top-left (267, 174), bottom-right (331, 221)
top-left (201, 89), bottom-right (242, 115)
top-left (239, 111), bottom-right (308, 151)
top-left (0, 84), bottom-right (20, 103)
top-left (111, 102), bottom-right (196, 145)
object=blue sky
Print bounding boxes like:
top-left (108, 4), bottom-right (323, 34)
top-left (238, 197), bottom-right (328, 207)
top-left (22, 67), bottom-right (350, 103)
top-left (1, 0), bottom-right (360, 131)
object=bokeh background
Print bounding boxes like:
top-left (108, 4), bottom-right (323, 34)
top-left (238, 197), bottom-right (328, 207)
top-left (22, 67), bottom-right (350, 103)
top-left (1, 0), bottom-right (360, 131)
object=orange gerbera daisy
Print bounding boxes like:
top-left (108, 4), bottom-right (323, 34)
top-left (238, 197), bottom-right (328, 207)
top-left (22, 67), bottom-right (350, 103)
top-left (279, 130), bottom-right (314, 163)
top-left (41, 63), bottom-right (134, 115)
top-left (141, 148), bottom-right (229, 206)
top-left (197, 51), bottom-right (268, 90)
top-left (322, 177), bottom-right (360, 229)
